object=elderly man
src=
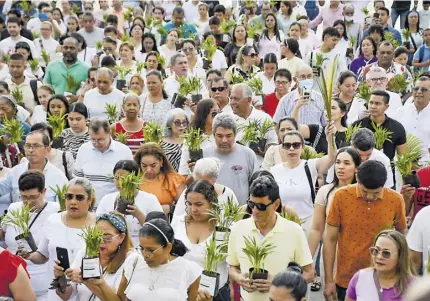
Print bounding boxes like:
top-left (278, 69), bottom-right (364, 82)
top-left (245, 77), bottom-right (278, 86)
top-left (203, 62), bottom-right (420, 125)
top-left (74, 118), bottom-right (133, 208)
top-left (202, 113), bottom-right (259, 204)
top-left (343, 4), bottom-right (362, 48)
top-left (78, 12), bottom-right (105, 48)
top-left (0, 131), bottom-right (68, 203)
top-left (44, 36), bottom-right (89, 95)
top-left (82, 67), bottom-right (124, 120)
top-left (274, 64), bottom-right (325, 126)
top-left (210, 76), bottom-right (232, 113)
top-left (227, 176), bottom-right (314, 301)
top-left (34, 21), bottom-right (59, 62)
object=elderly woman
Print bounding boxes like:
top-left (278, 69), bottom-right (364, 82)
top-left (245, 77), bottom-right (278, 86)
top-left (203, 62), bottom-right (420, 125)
top-left (160, 108), bottom-right (188, 172)
top-left (173, 157), bottom-right (238, 219)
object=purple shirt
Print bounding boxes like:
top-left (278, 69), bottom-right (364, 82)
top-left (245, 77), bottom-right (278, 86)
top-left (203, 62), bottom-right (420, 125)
top-left (349, 56), bottom-right (378, 76)
top-left (309, 4), bottom-right (344, 29)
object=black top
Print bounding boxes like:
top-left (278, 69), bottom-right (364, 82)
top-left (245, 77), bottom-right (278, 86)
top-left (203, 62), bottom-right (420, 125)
top-left (307, 124), bottom-right (347, 155)
top-left (351, 115), bottom-right (406, 161)
top-left (392, 0), bottom-right (411, 10)
top-left (213, 33), bottom-right (229, 49)
top-left (1, 28), bottom-right (34, 41)
top-left (223, 42), bottom-right (241, 66)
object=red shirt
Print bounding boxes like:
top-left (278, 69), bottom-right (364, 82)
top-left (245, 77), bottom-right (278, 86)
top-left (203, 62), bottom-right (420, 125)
top-left (412, 166), bottom-right (430, 218)
top-left (0, 249), bottom-right (29, 297)
top-left (261, 92), bottom-right (280, 117)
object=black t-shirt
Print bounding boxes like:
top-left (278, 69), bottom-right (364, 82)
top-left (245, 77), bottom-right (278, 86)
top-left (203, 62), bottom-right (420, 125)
top-left (213, 33), bottom-right (228, 49)
top-left (392, 0), bottom-right (411, 10)
top-left (223, 42), bottom-right (241, 66)
top-left (307, 124), bottom-right (347, 155)
top-left (351, 116), bottom-right (406, 161)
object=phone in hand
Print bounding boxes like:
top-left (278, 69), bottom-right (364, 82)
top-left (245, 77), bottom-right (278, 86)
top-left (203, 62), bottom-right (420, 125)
top-left (373, 13), bottom-right (380, 19)
top-left (56, 247), bottom-right (70, 271)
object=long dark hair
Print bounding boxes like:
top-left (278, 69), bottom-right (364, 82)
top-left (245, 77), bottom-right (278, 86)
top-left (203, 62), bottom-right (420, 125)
top-left (333, 19), bottom-right (348, 41)
top-left (145, 70), bottom-right (168, 99)
top-left (405, 10), bottom-right (421, 32)
top-left (232, 24), bottom-right (248, 44)
top-left (142, 32), bottom-right (158, 53)
top-left (129, 23), bottom-right (145, 52)
top-left (284, 37), bottom-right (302, 59)
top-left (47, 94), bottom-right (70, 128)
top-left (145, 51), bottom-right (166, 78)
top-left (191, 98), bottom-right (216, 133)
top-left (359, 36), bottom-right (377, 57)
top-left (333, 98), bottom-right (348, 128)
top-left (262, 13), bottom-right (281, 42)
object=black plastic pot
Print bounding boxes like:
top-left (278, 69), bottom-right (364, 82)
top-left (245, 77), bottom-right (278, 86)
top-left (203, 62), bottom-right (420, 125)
top-left (116, 79), bottom-right (126, 90)
top-left (403, 171), bottom-right (421, 188)
top-left (403, 41), bottom-right (411, 49)
top-left (312, 67), bottom-right (321, 77)
top-left (346, 48), bottom-right (353, 57)
top-left (249, 138), bottom-right (267, 153)
top-left (172, 93), bottom-right (187, 108)
top-left (249, 268), bottom-right (269, 280)
top-left (191, 94), bottom-right (202, 104)
top-left (116, 198), bottom-right (134, 215)
top-left (200, 271), bottom-right (220, 297)
top-left (215, 227), bottom-right (230, 245)
top-left (189, 149), bottom-right (203, 162)
top-left (81, 257), bottom-right (102, 280)
top-left (15, 232), bottom-right (37, 252)
top-left (203, 59), bottom-right (212, 70)
top-left (52, 137), bottom-right (63, 149)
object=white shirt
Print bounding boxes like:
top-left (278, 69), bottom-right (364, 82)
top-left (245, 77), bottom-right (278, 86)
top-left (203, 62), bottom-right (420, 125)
top-left (0, 160), bottom-right (68, 203)
top-left (178, 135), bottom-right (215, 176)
top-left (183, 1), bottom-right (200, 23)
top-left (34, 37), bottom-right (59, 63)
top-left (291, 5), bottom-right (308, 23)
top-left (256, 71), bottom-right (275, 95)
top-left (78, 47), bottom-right (97, 67)
top-left (0, 36), bottom-right (37, 58)
top-left (26, 18), bottom-right (43, 34)
top-left (2, 201), bottom-right (59, 297)
top-left (83, 87), bottom-right (125, 120)
top-left (74, 140), bottom-right (133, 207)
top-left (30, 105), bottom-right (47, 124)
top-left (164, 74), bottom-right (209, 100)
top-left (209, 49), bottom-right (228, 70)
top-left (407, 205), bottom-right (430, 270)
top-left (97, 191), bottom-right (163, 246)
top-left (158, 45), bottom-right (178, 67)
top-left (78, 27), bottom-right (105, 48)
top-left (278, 56), bottom-right (305, 76)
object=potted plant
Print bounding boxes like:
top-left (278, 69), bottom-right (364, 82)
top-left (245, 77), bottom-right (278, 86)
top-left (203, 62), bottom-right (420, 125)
top-left (1, 205), bottom-right (37, 252)
top-left (50, 184), bottom-right (67, 212)
top-left (387, 74), bottom-right (410, 95)
top-left (187, 76), bottom-right (202, 104)
top-left (116, 171), bottom-right (142, 215)
top-left (384, 31), bottom-right (400, 48)
top-left (200, 236), bottom-right (227, 297)
top-left (201, 36), bottom-right (218, 70)
top-left (347, 36), bottom-right (356, 57)
top-left (239, 120), bottom-right (259, 149)
top-left (136, 61), bottom-right (146, 75)
top-left (242, 235), bottom-right (275, 280)
top-left (172, 76), bottom-right (190, 108)
top-left (95, 41), bottom-right (103, 52)
top-left (79, 225), bottom-right (104, 279)
top-left (156, 54), bottom-right (166, 70)
top-left (312, 53), bottom-right (324, 77)
top-left (0, 116), bottom-right (25, 166)
top-left (115, 132), bottom-right (129, 145)
top-left (253, 119), bottom-right (274, 153)
top-left (120, 33), bottom-right (130, 43)
top-left (394, 133), bottom-right (424, 188)
top-left (182, 127), bottom-right (207, 161)
top-left (300, 146), bottom-right (324, 160)
top-left (246, 21), bottom-right (263, 45)
top-left (41, 49), bottom-right (50, 67)
top-left (362, 7), bottom-right (371, 26)
top-left (115, 66), bottom-right (131, 90)
top-left (71, 3), bottom-right (80, 15)
top-left (344, 122), bottom-right (362, 145)
top-left (11, 86), bottom-right (24, 107)
top-left (104, 103), bottom-right (119, 124)
top-left (402, 29), bottom-right (411, 49)
top-left (63, 74), bottom-right (80, 97)
top-left (355, 82), bottom-right (372, 109)
top-left (143, 121), bottom-right (163, 144)
top-left (372, 122), bottom-right (392, 150)
top-left (220, 20), bottom-right (236, 34)
top-left (123, 7), bottom-right (134, 27)
top-left (231, 73), bottom-right (246, 85)
top-left (247, 76), bottom-right (264, 107)
top-left (47, 111), bottom-right (67, 148)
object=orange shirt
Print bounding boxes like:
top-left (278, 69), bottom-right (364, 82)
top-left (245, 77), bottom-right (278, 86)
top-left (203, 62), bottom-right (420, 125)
top-left (327, 184), bottom-right (407, 288)
top-left (140, 172), bottom-right (184, 205)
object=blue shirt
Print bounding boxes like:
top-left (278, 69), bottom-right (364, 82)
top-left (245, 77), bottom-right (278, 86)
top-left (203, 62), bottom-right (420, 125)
top-left (162, 22), bottom-right (199, 40)
top-left (363, 25), bottom-right (402, 46)
top-left (413, 44), bottom-right (430, 71)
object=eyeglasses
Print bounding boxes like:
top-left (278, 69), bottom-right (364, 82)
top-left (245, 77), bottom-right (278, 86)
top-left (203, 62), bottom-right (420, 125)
top-left (282, 142), bottom-right (302, 150)
top-left (64, 193), bottom-right (86, 201)
top-left (20, 192), bottom-right (41, 201)
top-left (370, 77), bottom-right (386, 83)
top-left (173, 120), bottom-right (189, 127)
top-left (275, 81), bottom-right (289, 86)
top-left (136, 245), bottom-right (163, 257)
top-left (103, 47), bottom-right (113, 52)
top-left (248, 199), bottom-right (273, 211)
top-left (24, 143), bottom-right (46, 150)
top-left (182, 47), bottom-right (194, 53)
top-left (246, 53), bottom-right (258, 58)
top-left (210, 111), bottom-right (219, 117)
top-left (413, 86), bottom-right (429, 93)
top-left (102, 234), bottom-right (120, 243)
top-left (211, 86), bottom-right (227, 92)
top-left (370, 247), bottom-right (396, 259)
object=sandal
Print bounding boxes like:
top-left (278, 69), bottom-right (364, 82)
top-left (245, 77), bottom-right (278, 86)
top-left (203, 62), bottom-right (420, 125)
top-left (311, 280), bottom-right (321, 291)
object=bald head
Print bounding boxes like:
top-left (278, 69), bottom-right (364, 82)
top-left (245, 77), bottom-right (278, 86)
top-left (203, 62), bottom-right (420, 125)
top-left (295, 64), bottom-right (313, 79)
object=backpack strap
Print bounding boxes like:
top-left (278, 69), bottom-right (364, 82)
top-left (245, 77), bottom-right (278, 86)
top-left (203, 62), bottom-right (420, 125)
top-left (312, 125), bottom-right (323, 150)
top-left (29, 80), bottom-right (39, 105)
top-left (419, 45), bottom-right (425, 63)
top-left (304, 161), bottom-right (316, 203)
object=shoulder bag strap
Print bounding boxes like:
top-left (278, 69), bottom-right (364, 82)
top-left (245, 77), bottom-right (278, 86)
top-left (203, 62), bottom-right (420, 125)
top-left (29, 202), bottom-right (48, 229)
top-left (312, 125), bottom-right (323, 149)
top-left (62, 151), bottom-right (70, 180)
top-left (372, 270), bottom-right (384, 301)
top-left (30, 80), bottom-right (39, 105)
top-left (304, 161), bottom-right (315, 203)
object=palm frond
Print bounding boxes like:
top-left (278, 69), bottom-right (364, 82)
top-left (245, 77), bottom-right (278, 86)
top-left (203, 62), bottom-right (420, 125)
top-left (239, 120), bottom-right (260, 145)
top-left (202, 235), bottom-right (227, 273)
top-left (115, 65), bottom-right (131, 80)
top-left (207, 196), bottom-right (246, 230)
top-left (95, 41), bottom-right (103, 51)
top-left (387, 74), bottom-right (409, 94)
top-left (156, 54), bottom-right (166, 70)
top-left (345, 123), bottom-right (362, 143)
top-left (177, 76), bottom-right (191, 97)
top-left (143, 122), bottom-right (163, 144)
top-left (136, 61), bottom-right (147, 74)
top-left (47, 111), bottom-right (67, 139)
top-left (49, 184), bottom-right (67, 211)
top-left (10, 87), bottom-right (24, 106)
top-left (71, 4), bottom-right (80, 15)
top-left (384, 32), bottom-right (400, 48)
top-left (41, 50), bottom-right (50, 66)
top-left (29, 59), bottom-right (39, 73)
top-left (355, 82), bottom-right (372, 109)
top-left (372, 122), bottom-right (392, 150)
top-left (201, 36), bottom-right (218, 62)
top-left (80, 225), bottom-right (104, 258)
top-left (220, 20), bottom-right (236, 34)
top-left (362, 7), bottom-right (369, 16)
top-left (63, 74), bottom-right (80, 93)
top-left (394, 134), bottom-right (424, 178)
top-left (187, 76), bottom-right (201, 95)
top-left (401, 28), bottom-right (411, 41)
top-left (120, 33), bottom-right (130, 43)
top-left (349, 36), bottom-right (357, 49)
top-left (32, 32), bottom-right (40, 39)
top-left (231, 73), bottom-right (245, 85)
top-left (115, 132), bottom-right (129, 145)
top-left (1, 53), bottom-right (10, 64)
top-left (300, 146), bottom-right (324, 160)
top-left (246, 76), bottom-right (263, 96)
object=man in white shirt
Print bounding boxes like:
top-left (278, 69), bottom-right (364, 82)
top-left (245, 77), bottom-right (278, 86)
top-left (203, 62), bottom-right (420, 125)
top-left (0, 17), bottom-right (36, 58)
top-left (26, 2), bottom-right (52, 35)
top-left (83, 67), bottom-right (124, 120)
top-left (78, 12), bottom-right (105, 48)
top-left (34, 21), bottom-right (59, 64)
top-left (210, 77), bottom-right (232, 113)
top-left (183, 0), bottom-right (200, 23)
top-left (0, 131), bottom-right (68, 203)
top-left (290, 0), bottom-right (308, 22)
top-left (407, 204), bottom-right (430, 275)
top-left (60, 0), bottom-right (72, 24)
top-left (94, 0), bottom-right (112, 24)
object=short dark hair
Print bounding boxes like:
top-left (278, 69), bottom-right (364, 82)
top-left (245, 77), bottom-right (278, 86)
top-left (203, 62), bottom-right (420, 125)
top-left (101, 55), bottom-right (116, 67)
top-left (322, 27), bottom-right (340, 40)
top-left (8, 9), bottom-right (21, 18)
top-left (272, 263), bottom-right (307, 300)
top-left (69, 102), bottom-right (88, 119)
top-left (18, 170), bottom-right (45, 192)
top-left (106, 14), bottom-right (118, 26)
top-left (89, 118), bottom-right (110, 134)
top-left (104, 25), bottom-right (118, 36)
top-left (210, 76), bottom-right (228, 88)
top-left (172, 6), bottom-right (185, 15)
top-left (374, 0), bottom-right (385, 7)
top-left (38, 2), bottom-right (50, 11)
top-left (9, 53), bottom-right (25, 61)
top-left (113, 160), bottom-right (140, 175)
top-left (146, 211), bottom-right (168, 222)
top-left (27, 131), bottom-right (50, 147)
top-left (206, 69), bottom-right (222, 79)
top-left (394, 46), bottom-right (408, 58)
top-left (352, 128), bottom-right (375, 151)
top-left (7, 17), bottom-right (21, 26)
top-left (377, 7), bottom-right (390, 16)
top-left (209, 16), bottom-right (221, 26)
top-left (153, 6), bottom-right (165, 14)
top-left (357, 160), bottom-right (387, 189)
top-left (274, 68), bottom-right (292, 82)
top-left (250, 175), bottom-right (280, 203)
top-left (338, 70), bottom-right (357, 85)
top-left (368, 24), bottom-right (384, 37)
top-left (31, 122), bottom-right (53, 142)
top-left (372, 90), bottom-right (390, 104)
top-left (214, 4), bottom-right (226, 14)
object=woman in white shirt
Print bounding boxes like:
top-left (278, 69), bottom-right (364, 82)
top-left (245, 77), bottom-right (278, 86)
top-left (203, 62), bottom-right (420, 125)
top-left (31, 85), bottom-right (55, 124)
top-left (288, 22), bottom-right (313, 60)
top-left (94, 218), bottom-right (202, 301)
top-left (24, 177), bottom-right (97, 301)
top-left (256, 53), bottom-right (277, 95)
top-left (1, 170), bottom-right (59, 301)
top-left (159, 29), bottom-right (180, 68)
top-left (225, 45), bottom-right (260, 83)
top-left (181, 39), bottom-right (206, 83)
top-left (97, 160), bottom-right (163, 246)
top-left (258, 13), bottom-right (284, 60)
top-left (117, 42), bottom-right (138, 82)
top-left (333, 20), bottom-right (350, 62)
top-left (55, 213), bottom-right (138, 301)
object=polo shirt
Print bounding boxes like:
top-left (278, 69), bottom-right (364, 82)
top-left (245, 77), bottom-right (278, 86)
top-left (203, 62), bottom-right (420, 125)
top-left (5, 76), bottom-right (41, 112)
top-left (227, 215), bottom-right (313, 301)
top-left (162, 22), bottom-right (199, 40)
top-left (352, 115), bottom-right (406, 161)
top-left (327, 184), bottom-right (406, 288)
top-left (44, 59), bottom-right (89, 95)
top-left (413, 44), bottom-right (430, 72)
top-left (73, 139), bottom-right (133, 207)
top-left (0, 160), bottom-right (68, 203)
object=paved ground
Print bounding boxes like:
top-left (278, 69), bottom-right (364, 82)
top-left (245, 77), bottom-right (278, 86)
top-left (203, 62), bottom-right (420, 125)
top-left (310, 289), bottom-right (325, 301)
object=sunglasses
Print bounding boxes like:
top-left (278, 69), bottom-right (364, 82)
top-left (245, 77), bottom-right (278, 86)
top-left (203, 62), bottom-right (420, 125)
top-left (65, 193), bottom-right (86, 201)
top-left (282, 142), bottom-right (302, 150)
top-left (173, 120), bottom-right (189, 127)
top-left (211, 86), bottom-right (227, 92)
top-left (248, 199), bottom-right (273, 211)
top-left (210, 111), bottom-right (219, 117)
top-left (182, 47), bottom-right (194, 53)
top-left (370, 247), bottom-right (395, 259)
top-left (246, 53), bottom-right (258, 58)
top-left (413, 86), bottom-right (429, 92)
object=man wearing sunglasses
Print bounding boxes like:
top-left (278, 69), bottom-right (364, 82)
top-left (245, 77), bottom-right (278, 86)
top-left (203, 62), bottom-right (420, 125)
top-left (227, 176), bottom-right (314, 301)
top-left (324, 160), bottom-right (407, 301)
top-left (209, 77), bottom-right (232, 113)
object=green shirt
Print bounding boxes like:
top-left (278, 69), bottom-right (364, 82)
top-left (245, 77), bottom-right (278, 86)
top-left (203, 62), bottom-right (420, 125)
top-left (43, 59), bottom-right (89, 95)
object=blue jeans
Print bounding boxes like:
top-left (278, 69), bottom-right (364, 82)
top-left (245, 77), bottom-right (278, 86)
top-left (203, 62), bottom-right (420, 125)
top-left (391, 8), bottom-right (409, 29)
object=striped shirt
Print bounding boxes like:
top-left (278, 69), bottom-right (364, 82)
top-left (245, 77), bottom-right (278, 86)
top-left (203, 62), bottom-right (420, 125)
top-left (61, 128), bottom-right (90, 159)
top-left (114, 122), bottom-right (144, 154)
top-left (74, 139), bottom-right (133, 207)
top-left (160, 141), bottom-right (182, 172)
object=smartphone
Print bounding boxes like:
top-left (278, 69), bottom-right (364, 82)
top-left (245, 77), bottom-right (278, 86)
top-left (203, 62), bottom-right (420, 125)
top-left (56, 247), bottom-right (70, 270)
top-left (39, 13), bottom-right (48, 21)
top-left (302, 86), bottom-right (312, 99)
top-left (373, 13), bottom-right (380, 19)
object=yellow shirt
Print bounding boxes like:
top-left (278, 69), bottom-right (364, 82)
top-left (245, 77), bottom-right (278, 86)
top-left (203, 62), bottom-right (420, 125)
top-left (227, 215), bottom-right (313, 301)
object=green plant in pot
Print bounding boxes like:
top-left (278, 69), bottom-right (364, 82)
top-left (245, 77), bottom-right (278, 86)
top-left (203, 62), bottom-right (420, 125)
top-left (47, 110), bottom-right (67, 148)
top-left (41, 49), bottom-right (50, 67)
top-left (80, 225), bottom-right (104, 279)
top-left (115, 66), bottom-right (131, 90)
top-left (247, 21), bottom-right (263, 43)
top-left (384, 31), bottom-right (400, 48)
top-left (372, 122), bottom-right (392, 150)
top-left (231, 73), bottom-right (246, 85)
top-left (312, 53), bottom-right (324, 77)
top-left (200, 236), bottom-right (227, 296)
top-left (300, 146), bottom-right (324, 160)
top-left (394, 134), bottom-right (424, 188)
top-left (0, 116), bottom-right (25, 162)
top-left (115, 132), bottom-right (129, 145)
top-left (116, 171), bottom-right (143, 215)
top-left (347, 36), bottom-right (356, 57)
top-left (63, 74), bottom-right (80, 96)
top-left (143, 122), bottom-right (163, 144)
top-left (247, 76), bottom-right (264, 107)
top-left (239, 120), bottom-right (260, 149)
top-left (254, 119), bottom-right (274, 153)
top-left (50, 184), bottom-right (67, 212)
top-left (136, 61), bottom-right (147, 75)
top-left (172, 76), bottom-right (190, 108)
top-left (242, 235), bottom-right (275, 280)
top-left (220, 20), bottom-right (236, 34)
top-left (10, 86), bottom-right (24, 107)
top-left (71, 3), bottom-right (80, 15)
top-left (401, 29), bottom-right (411, 49)
top-left (1, 204), bottom-right (37, 252)
top-left (344, 122), bottom-right (362, 144)
top-left (355, 82), bottom-right (372, 109)
top-left (387, 74), bottom-right (410, 95)
top-left (201, 36), bottom-right (218, 69)
top-left (29, 59), bottom-right (39, 75)
top-left (182, 127), bottom-right (207, 161)
top-left (104, 103), bottom-right (119, 124)
top-left (188, 76), bottom-right (203, 104)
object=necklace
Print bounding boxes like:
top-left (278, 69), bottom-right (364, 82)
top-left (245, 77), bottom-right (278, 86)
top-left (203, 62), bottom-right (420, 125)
top-left (148, 259), bottom-right (170, 291)
top-left (64, 212), bottom-right (89, 256)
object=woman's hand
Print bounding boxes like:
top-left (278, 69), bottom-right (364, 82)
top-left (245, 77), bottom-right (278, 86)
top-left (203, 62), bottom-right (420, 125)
top-left (197, 290), bottom-right (213, 301)
top-left (53, 259), bottom-right (65, 278)
top-left (126, 204), bottom-right (145, 222)
top-left (324, 121), bottom-right (336, 139)
top-left (65, 268), bottom-right (83, 283)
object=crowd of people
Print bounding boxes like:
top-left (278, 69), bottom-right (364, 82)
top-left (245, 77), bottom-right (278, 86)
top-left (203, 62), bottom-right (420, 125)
top-left (2, 0), bottom-right (430, 301)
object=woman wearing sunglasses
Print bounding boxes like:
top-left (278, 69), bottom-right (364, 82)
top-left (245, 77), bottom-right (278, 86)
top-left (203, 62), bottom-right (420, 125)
top-left (345, 230), bottom-right (413, 301)
top-left (160, 108), bottom-right (189, 172)
top-left (181, 39), bottom-right (206, 83)
top-left (54, 213), bottom-right (137, 301)
top-left (23, 178), bottom-right (96, 301)
top-left (270, 126), bottom-right (336, 234)
top-left (225, 45), bottom-right (260, 84)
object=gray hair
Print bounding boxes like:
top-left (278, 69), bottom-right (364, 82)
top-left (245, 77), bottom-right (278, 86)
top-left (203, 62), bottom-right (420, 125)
top-left (89, 118), bottom-right (110, 134)
top-left (193, 157), bottom-right (220, 179)
top-left (170, 52), bottom-right (186, 67)
top-left (343, 3), bottom-right (354, 12)
top-left (96, 67), bottom-right (114, 78)
top-left (67, 177), bottom-right (95, 208)
top-left (164, 108), bottom-right (188, 137)
top-left (212, 112), bottom-right (237, 135)
top-left (232, 83), bottom-right (253, 98)
top-left (123, 92), bottom-right (140, 104)
top-left (351, 128), bottom-right (375, 151)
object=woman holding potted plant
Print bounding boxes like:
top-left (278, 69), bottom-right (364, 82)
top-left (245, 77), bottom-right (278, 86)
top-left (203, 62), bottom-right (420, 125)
top-left (160, 108), bottom-right (189, 172)
top-left (1, 170), bottom-right (60, 301)
top-left (97, 160), bottom-right (163, 246)
top-left (223, 25), bottom-right (247, 67)
top-left (31, 85), bottom-right (55, 124)
top-left (225, 45), bottom-right (260, 84)
top-left (61, 102), bottom-right (90, 160)
top-left (158, 29), bottom-right (180, 68)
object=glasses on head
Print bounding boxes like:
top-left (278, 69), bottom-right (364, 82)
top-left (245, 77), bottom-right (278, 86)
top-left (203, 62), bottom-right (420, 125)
top-left (370, 247), bottom-right (396, 259)
top-left (248, 199), bottom-right (273, 211)
top-left (182, 47), bottom-right (194, 53)
top-left (413, 86), bottom-right (429, 93)
top-left (20, 192), bottom-right (41, 201)
top-left (210, 111), bottom-right (219, 118)
top-left (370, 77), bottom-right (386, 83)
top-left (102, 234), bottom-right (120, 243)
top-left (275, 81), bottom-right (289, 86)
top-left (24, 143), bottom-right (46, 150)
top-left (136, 245), bottom-right (163, 257)
top-left (64, 193), bottom-right (86, 201)
top-left (173, 120), bottom-right (189, 127)
top-left (211, 86), bottom-right (227, 92)
top-left (282, 142), bottom-right (302, 150)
